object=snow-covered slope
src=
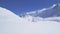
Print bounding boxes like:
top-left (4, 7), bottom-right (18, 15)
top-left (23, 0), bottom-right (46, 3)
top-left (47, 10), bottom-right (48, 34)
top-left (0, 7), bottom-right (60, 34)
top-left (0, 7), bottom-right (21, 34)
top-left (0, 7), bottom-right (21, 23)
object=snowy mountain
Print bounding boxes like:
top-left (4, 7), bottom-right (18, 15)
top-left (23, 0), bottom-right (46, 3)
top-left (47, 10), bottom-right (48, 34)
top-left (20, 3), bottom-right (60, 22)
top-left (0, 6), bottom-right (60, 34)
top-left (21, 3), bottom-right (60, 18)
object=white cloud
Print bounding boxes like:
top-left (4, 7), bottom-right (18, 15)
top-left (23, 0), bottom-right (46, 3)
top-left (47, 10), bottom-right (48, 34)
top-left (0, 7), bottom-right (60, 34)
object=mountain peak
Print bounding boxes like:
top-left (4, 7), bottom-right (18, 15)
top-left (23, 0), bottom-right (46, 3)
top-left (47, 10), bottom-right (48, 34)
top-left (56, 3), bottom-right (60, 6)
top-left (49, 3), bottom-right (60, 9)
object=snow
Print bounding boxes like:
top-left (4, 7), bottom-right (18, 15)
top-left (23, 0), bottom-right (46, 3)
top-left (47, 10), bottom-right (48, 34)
top-left (0, 7), bottom-right (21, 34)
top-left (0, 7), bottom-right (60, 34)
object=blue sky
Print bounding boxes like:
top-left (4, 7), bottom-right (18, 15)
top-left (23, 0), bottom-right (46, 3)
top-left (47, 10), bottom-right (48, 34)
top-left (0, 0), bottom-right (60, 15)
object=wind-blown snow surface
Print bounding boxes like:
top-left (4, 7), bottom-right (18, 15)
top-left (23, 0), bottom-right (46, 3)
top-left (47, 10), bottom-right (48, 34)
top-left (0, 7), bottom-right (60, 34)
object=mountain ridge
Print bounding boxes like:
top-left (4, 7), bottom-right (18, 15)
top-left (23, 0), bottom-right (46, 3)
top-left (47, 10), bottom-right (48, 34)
top-left (20, 3), bottom-right (60, 18)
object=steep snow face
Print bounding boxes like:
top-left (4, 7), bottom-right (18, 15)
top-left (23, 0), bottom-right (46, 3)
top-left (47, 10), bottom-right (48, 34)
top-left (0, 7), bottom-right (60, 34)
top-left (21, 3), bottom-right (60, 18)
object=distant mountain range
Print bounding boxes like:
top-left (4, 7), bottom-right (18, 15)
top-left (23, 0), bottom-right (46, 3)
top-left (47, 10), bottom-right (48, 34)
top-left (20, 3), bottom-right (60, 18)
